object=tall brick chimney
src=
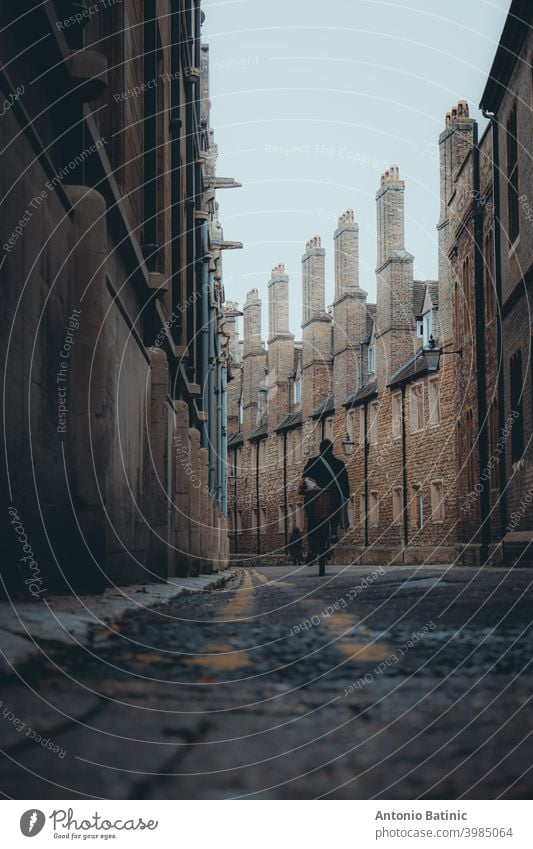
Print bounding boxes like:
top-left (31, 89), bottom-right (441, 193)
top-left (301, 236), bottom-right (332, 419)
top-left (375, 166), bottom-right (415, 380)
top-left (267, 264), bottom-right (294, 428)
top-left (438, 100), bottom-right (474, 345)
top-left (333, 211), bottom-right (368, 404)
top-left (242, 288), bottom-right (266, 439)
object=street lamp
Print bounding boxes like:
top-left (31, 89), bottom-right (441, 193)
top-left (342, 433), bottom-right (355, 456)
top-left (419, 335), bottom-right (463, 372)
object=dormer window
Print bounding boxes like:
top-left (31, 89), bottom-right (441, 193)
top-left (293, 376), bottom-right (302, 405)
top-left (258, 387), bottom-right (268, 417)
top-left (422, 311), bottom-right (433, 347)
top-left (416, 319), bottom-right (424, 338)
top-left (368, 344), bottom-right (376, 374)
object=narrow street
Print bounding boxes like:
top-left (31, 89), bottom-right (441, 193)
top-left (1, 564), bottom-right (533, 800)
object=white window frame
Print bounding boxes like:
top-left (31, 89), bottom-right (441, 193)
top-left (422, 310), bottom-right (433, 347)
top-left (428, 377), bottom-right (441, 426)
top-left (410, 383), bottom-right (424, 433)
top-left (293, 376), bottom-right (302, 405)
top-left (392, 487), bottom-right (403, 525)
top-left (392, 392), bottom-right (402, 439)
top-left (431, 480), bottom-right (445, 523)
top-left (368, 344), bottom-right (376, 374)
top-left (359, 407), bottom-right (366, 447)
top-left (369, 402), bottom-right (379, 445)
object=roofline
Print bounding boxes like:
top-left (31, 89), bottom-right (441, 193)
top-left (479, 0), bottom-right (532, 114)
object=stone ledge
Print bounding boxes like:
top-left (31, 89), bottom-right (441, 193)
top-left (0, 569), bottom-right (240, 677)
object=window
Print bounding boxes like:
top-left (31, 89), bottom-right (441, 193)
top-left (369, 491), bottom-right (379, 526)
top-left (506, 101), bottom-right (519, 244)
top-left (422, 310), bottom-right (433, 346)
top-left (251, 509), bottom-right (258, 531)
top-left (278, 434), bottom-right (284, 464)
top-left (346, 411), bottom-right (355, 443)
top-left (428, 378), bottom-right (441, 426)
top-left (510, 349), bottom-right (524, 463)
top-left (359, 493), bottom-right (366, 524)
top-left (359, 407), bottom-right (366, 446)
top-left (368, 345), bottom-right (376, 374)
top-left (410, 383), bottom-right (424, 432)
top-left (260, 507), bottom-right (267, 532)
top-left (416, 318), bottom-right (424, 338)
top-left (238, 393), bottom-right (243, 427)
top-left (324, 417), bottom-right (334, 441)
top-left (293, 376), bottom-right (302, 405)
top-left (257, 388), bottom-right (268, 418)
top-left (485, 230), bottom-right (495, 323)
top-left (413, 486), bottom-right (424, 530)
top-left (392, 392), bottom-right (402, 439)
top-left (237, 510), bottom-right (243, 533)
top-left (431, 481), bottom-right (445, 522)
top-left (392, 487), bottom-right (403, 524)
top-left (278, 506), bottom-right (285, 533)
top-left (369, 402), bottom-right (379, 445)
top-left (288, 502), bottom-right (294, 528)
top-left (488, 400), bottom-right (500, 489)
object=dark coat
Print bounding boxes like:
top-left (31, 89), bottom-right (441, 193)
top-left (303, 451), bottom-right (350, 510)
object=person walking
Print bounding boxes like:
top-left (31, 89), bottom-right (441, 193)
top-left (287, 527), bottom-right (304, 565)
top-left (299, 439), bottom-right (350, 572)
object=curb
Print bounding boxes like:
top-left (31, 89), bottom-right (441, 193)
top-left (0, 568), bottom-right (241, 677)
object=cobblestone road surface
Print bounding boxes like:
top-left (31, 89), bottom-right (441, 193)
top-left (1, 564), bottom-right (533, 799)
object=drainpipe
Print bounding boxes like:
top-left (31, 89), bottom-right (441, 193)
top-left (283, 430), bottom-right (289, 549)
top-left (255, 440), bottom-right (261, 555)
top-left (483, 108), bottom-right (508, 536)
top-left (142, 0), bottom-right (158, 272)
top-left (200, 222), bottom-right (210, 449)
top-left (363, 403), bottom-right (369, 549)
top-left (232, 451), bottom-right (238, 554)
top-left (215, 327), bottom-right (223, 503)
top-left (221, 363), bottom-right (228, 515)
top-left (170, 0), bottom-right (182, 346)
top-left (401, 385), bottom-right (409, 554)
top-left (473, 121), bottom-right (490, 564)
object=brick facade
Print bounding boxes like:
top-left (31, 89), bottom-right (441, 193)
top-left (0, 1), bottom-right (236, 594)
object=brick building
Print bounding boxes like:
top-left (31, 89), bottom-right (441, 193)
top-left (479, 0), bottom-right (533, 566)
top-left (226, 163), bottom-right (459, 566)
top-left (0, 0), bottom-right (238, 595)
top-left (226, 0), bottom-right (533, 570)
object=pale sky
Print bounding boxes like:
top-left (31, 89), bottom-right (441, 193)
top-left (203, 0), bottom-right (510, 337)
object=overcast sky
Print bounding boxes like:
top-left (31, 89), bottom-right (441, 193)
top-left (203, 0), bottom-right (510, 337)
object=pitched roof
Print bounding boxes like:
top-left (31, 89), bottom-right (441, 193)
top-left (413, 281), bottom-right (426, 316)
top-left (388, 352), bottom-right (428, 387)
top-left (366, 304), bottom-right (376, 338)
top-left (480, 0), bottom-right (532, 114)
top-left (227, 431), bottom-right (243, 448)
top-left (345, 380), bottom-right (378, 408)
top-left (275, 411), bottom-right (303, 433)
top-left (249, 420), bottom-right (269, 441)
top-left (311, 395), bottom-right (335, 420)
